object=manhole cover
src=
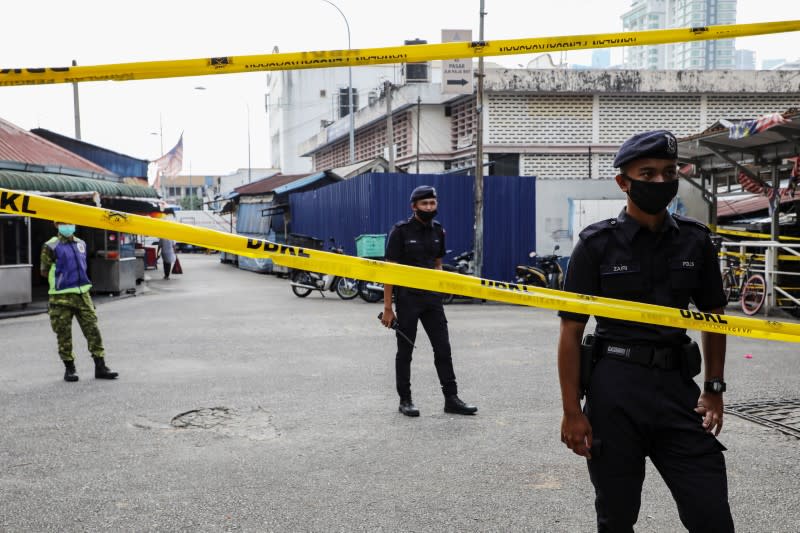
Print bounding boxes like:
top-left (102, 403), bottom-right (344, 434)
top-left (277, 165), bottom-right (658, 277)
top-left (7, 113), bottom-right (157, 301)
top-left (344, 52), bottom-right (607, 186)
top-left (726, 399), bottom-right (800, 439)
top-left (167, 406), bottom-right (278, 441)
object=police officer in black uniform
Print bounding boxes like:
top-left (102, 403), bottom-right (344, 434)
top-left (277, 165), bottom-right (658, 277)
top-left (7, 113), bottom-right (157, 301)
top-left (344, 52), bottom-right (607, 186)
top-left (557, 131), bottom-right (734, 532)
top-left (381, 185), bottom-right (478, 417)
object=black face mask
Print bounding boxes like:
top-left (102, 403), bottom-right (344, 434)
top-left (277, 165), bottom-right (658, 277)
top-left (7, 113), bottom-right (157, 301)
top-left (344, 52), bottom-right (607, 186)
top-left (415, 209), bottom-right (437, 223)
top-left (623, 175), bottom-right (679, 215)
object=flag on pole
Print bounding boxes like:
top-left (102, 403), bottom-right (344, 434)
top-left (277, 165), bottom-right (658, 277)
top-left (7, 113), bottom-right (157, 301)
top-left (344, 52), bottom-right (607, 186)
top-left (720, 113), bottom-right (788, 140)
top-left (154, 133), bottom-right (184, 177)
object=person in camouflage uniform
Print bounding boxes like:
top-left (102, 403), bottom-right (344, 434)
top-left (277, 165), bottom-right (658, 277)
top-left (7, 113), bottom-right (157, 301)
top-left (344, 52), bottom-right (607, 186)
top-left (41, 221), bottom-right (118, 382)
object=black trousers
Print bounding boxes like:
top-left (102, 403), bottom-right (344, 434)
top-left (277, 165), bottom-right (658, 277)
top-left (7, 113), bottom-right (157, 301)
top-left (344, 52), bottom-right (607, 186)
top-left (394, 289), bottom-right (457, 399)
top-left (585, 357), bottom-right (734, 533)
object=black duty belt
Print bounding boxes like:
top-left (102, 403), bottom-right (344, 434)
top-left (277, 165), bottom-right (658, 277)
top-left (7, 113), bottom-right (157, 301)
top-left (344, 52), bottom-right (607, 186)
top-left (599, 341), bottom-right (681, 370)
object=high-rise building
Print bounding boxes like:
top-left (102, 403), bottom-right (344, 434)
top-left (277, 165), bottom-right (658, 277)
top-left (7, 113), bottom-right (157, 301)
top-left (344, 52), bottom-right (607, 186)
top-left (621, 0), bottom-right (738, 70)
top-left (591, 49), bottom-right (612, 69)
top-left (621, 0), bottom-right (670, 69)
top-left (735, 49), bottom-right (756, 70)
top-left (669, 0), bottom-right (737, 69)
top-left (762, 58), bottom-right (787, 70)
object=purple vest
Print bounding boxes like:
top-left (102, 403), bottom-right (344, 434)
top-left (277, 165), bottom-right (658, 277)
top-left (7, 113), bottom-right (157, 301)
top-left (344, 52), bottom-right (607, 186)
top-left (47, 237), bottom-right (91, 292)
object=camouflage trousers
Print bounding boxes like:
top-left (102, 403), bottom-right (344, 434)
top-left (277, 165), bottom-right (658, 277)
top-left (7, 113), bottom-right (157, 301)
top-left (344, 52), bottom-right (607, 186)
top-left (48, 292), bottom-right (105, 361)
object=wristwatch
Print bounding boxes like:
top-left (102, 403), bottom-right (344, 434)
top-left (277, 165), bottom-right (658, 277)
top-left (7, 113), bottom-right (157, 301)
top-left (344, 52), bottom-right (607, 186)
top-left (704, 378), bottom-right (727, 394)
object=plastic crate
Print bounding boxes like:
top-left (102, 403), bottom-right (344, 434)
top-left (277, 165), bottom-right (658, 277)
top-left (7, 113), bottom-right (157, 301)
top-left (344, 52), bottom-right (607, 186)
top-left (355, 234), bottom-right (386, 258)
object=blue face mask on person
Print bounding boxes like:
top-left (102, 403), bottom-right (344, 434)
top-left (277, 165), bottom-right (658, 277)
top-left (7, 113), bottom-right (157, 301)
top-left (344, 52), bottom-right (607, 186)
top-left (57, 224), bottom-right (76, 238)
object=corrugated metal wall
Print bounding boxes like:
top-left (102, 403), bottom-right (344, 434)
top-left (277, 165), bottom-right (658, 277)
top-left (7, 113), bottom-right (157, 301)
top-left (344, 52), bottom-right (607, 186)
top-left (236, 203), bottom-right (273, 235)
top-left (289, 173), bottom-right (536, 281)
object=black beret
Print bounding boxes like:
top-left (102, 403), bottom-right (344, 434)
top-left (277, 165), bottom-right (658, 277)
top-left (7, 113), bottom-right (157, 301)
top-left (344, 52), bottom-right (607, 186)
top-left (613, 130), bottom-right (678, 168)
top-left (410, 185), bottom-right (437, 203)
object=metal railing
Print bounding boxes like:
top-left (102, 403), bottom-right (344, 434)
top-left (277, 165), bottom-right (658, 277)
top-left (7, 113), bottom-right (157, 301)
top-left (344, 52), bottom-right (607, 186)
top-left (720, 240), bottom-right (800, 315)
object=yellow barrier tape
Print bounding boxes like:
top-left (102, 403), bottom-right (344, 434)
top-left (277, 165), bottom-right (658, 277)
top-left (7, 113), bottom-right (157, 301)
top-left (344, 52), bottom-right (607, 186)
top-left (713, 226), bottom-right (800, 242)
top-left (4, 188), bottom-right (800, 343)
top-left (1, 21), bottom-right (798, 86)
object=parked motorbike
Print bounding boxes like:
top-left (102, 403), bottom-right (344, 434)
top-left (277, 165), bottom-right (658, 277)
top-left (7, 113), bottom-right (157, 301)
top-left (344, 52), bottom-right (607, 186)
top-left (289, 239), bottom-right (360, 299)
top-left (514, 245), bottom-right (564, 290)
top-left (358, 279), bottom-right (385, 303)
top-left (441, 250), bottom-right (475, 304)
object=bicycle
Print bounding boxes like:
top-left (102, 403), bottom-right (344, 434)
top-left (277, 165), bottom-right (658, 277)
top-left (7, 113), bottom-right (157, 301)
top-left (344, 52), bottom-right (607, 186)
top-left (720, 253), bottom-right (767, 316)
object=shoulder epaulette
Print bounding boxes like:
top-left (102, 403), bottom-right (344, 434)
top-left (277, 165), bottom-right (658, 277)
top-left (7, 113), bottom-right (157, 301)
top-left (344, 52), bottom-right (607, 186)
top-left (393, 218), bottom-right (411, 228)
top-left (672, 213), bottom-right (710, 233)
top-left (578, 218), bottom-right (618, 241)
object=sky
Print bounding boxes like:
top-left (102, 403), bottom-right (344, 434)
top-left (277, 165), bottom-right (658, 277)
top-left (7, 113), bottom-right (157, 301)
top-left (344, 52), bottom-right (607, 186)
top-left (1, 0), bottom-right (798, 176)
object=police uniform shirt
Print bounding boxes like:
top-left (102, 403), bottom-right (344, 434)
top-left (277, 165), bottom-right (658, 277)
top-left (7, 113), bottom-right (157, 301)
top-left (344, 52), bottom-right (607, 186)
top-left (385, 216), bottom-right (446, 269)
top-left (558, 209), bottom-right (726, 347)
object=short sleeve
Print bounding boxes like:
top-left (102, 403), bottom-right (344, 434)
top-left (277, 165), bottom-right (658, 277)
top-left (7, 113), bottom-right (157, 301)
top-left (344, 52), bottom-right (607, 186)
top-left (385, 226), bottom-right (403, 262)
top-left (691, 233), bottom-right (727, 311)
top-left (557, 240), bottom-right (599, 323)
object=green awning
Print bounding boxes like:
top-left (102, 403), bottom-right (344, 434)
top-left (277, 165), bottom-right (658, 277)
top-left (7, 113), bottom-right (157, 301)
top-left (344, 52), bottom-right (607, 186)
top-left (0, 170), bottom-right (158, 198)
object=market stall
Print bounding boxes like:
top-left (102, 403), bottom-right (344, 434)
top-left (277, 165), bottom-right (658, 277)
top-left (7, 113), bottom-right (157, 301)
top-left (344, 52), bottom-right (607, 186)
top-left (0, 214), bottom-right (32, 307)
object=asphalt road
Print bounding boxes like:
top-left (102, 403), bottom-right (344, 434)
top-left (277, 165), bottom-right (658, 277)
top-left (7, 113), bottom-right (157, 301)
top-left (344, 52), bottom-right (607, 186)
top-left (1, 254), bottom-right (798, 532)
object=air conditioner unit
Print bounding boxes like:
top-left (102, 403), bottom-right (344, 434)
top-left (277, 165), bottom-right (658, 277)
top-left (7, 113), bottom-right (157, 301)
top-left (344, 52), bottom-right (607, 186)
top-left (403, 39), bottom-right (430, 84)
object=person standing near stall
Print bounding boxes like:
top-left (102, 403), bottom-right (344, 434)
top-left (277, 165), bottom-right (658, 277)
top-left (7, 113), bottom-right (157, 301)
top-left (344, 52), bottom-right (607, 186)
top-left (41, 221), bottom-right (119, 382)
top-left (157, 237), bottom-right (176, 279)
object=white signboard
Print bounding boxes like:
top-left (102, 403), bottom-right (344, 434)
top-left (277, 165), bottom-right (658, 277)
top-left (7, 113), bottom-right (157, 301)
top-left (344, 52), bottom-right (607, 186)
top-left (441, 29), bottom-right (473, 95)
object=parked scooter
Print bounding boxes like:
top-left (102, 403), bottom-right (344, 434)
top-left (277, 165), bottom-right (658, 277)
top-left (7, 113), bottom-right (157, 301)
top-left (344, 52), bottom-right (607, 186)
top-left (514, 245), bottom-right (564, 290)
top-left (441, 250), bottom-right (475, 304)
top-left (290, 238), bottom-right (359, 299)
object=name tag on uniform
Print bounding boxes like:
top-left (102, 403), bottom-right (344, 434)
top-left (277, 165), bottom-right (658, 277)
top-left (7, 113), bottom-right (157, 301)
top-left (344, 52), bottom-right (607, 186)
top-left (669, 258), bottom-right (700, 270)
top-left (600, 263), bottom-right (640, 275)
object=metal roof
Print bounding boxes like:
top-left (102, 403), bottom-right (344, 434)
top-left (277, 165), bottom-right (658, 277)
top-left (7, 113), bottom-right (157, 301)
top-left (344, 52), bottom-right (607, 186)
top-left (678, 111), bottom-right (800, 173)
top-left (0, 170), bottom-right (158, 198)
top-left (32, 128), bottom-right (149, 178)
top-left (233, 173), bottom-right (320, 196)
top-left (0, 118), bottom-right (115, 177)
top-left (271, 172), bottom-right (329, 195)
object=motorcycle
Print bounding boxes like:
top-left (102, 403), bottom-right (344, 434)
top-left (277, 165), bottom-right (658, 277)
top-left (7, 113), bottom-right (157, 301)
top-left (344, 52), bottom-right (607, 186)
top-left (358, 279), bottom-right (385, 303)
top-left (441, 250), bottom-right (475, 304)
top-left (289, 239), bottom-right (360, 299)
top-left (514, 245), bottom-right (564, 290)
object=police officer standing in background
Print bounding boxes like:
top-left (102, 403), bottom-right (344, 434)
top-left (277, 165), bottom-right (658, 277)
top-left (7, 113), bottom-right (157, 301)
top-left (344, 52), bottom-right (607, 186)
top-left (381, 186), bottom-right (478, 417)
top-left (557, 131), bottom-right (734, 532)
top-left (41, 221), bottom-right (119, 382)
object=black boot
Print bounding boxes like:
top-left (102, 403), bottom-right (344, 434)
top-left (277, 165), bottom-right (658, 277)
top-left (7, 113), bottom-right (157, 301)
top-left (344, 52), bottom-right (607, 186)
top-left (63, 360), bottom-right (79, 382)
top-left (444, 395), bottom-right (478, 415)
top-left (93, 357), bottom-right (119, 380)
top-left (399, 399), bottom-right (420, 417)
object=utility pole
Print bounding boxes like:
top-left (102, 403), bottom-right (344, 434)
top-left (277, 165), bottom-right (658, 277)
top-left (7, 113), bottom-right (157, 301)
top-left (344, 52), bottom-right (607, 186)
top-left (71, 60), bottom-right (81, 140)
top-left (416, 95), bottom-right (421, 174)
top-left (385, 81), bottom-right (395, 172)
top-left (473, 0), bottom-right (487, 277)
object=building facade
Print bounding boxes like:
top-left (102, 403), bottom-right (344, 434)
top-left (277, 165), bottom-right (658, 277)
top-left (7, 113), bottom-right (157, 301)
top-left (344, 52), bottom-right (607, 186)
top-left (303, 69), bottom-right (800, 180)
top-left (266, 65), bottom-right (406, 174)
